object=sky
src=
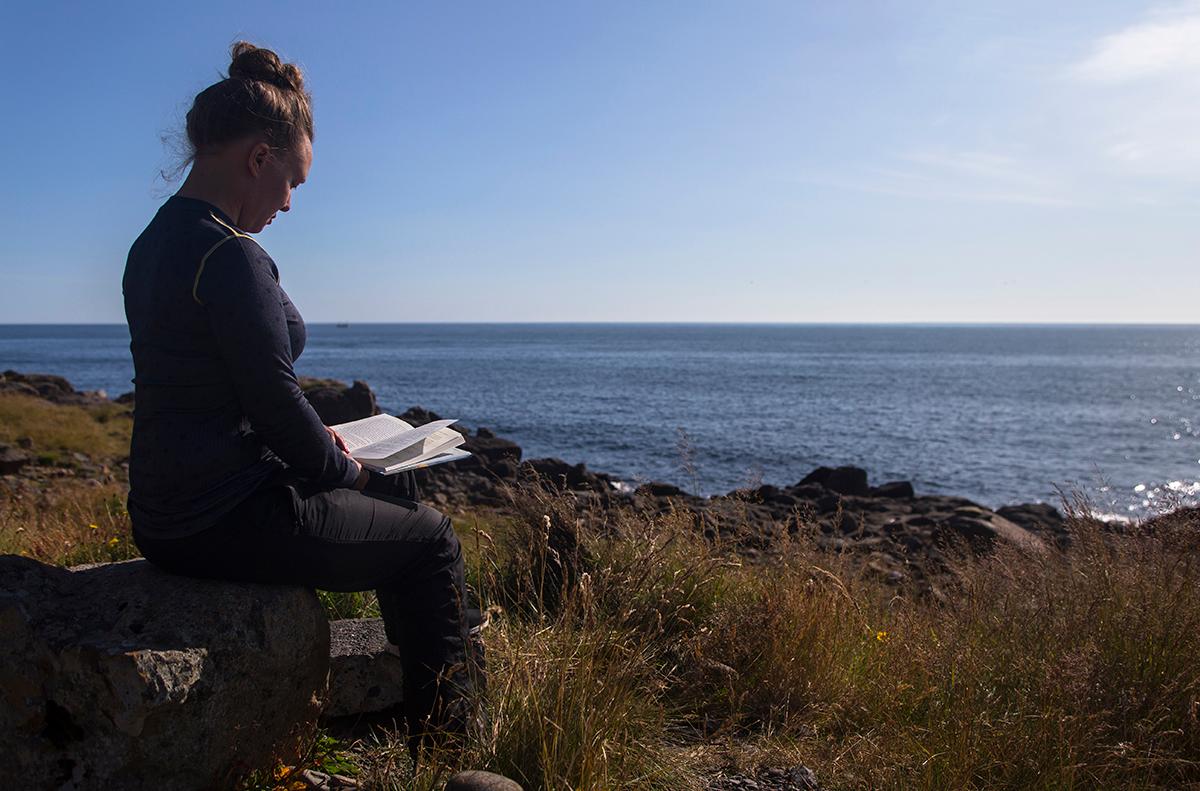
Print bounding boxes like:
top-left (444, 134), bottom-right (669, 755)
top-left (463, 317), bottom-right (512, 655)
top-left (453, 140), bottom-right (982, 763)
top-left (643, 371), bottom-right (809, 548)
top-left (1, 1), bottom-right (1199, 323)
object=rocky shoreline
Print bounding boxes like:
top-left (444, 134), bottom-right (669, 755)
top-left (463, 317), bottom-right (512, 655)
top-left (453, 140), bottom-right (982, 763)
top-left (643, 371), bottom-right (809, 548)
top-left (2, 370), bottom-right (1069, 590)
top-left (303, 375), bottom-right (1070, 590)
top-left (7, 370), bottom-right (1192, 791)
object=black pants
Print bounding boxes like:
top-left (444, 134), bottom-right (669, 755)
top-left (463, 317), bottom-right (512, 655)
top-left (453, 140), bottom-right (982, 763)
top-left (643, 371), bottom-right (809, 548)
top-left (133, 468), bottom-right (469, 732)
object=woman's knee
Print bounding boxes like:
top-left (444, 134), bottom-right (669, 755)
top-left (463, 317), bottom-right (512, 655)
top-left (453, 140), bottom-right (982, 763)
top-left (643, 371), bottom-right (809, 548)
top-left (435, 513), bottom-right (462, 568)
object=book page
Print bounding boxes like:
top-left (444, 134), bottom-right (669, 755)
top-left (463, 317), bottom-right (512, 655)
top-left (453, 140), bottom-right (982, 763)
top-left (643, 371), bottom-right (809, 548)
top-left (370, 446), bottom-right (473, 475)
top-left (350, 418), bottom-right (460, 460)
top-left (331, 414), bottom-right (414, 453)
top-left (356, 426), bottom-right (465, 464)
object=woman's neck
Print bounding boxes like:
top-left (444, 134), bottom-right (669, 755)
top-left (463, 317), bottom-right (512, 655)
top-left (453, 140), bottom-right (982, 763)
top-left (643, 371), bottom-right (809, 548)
top-left (175, 159), bottom-right (242, 223)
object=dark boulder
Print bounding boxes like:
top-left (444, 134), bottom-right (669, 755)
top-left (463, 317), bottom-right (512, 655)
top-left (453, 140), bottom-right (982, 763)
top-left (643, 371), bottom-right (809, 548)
top-left (636, 481), bottom-right (685, 498)
top-left (398, 405), bottom-right (467, 434)
top-left (0, 444), bottom-right (31, 475)
top-left (996, 503), bottom-right (1064, 533)
top-left (871, 480), bottom-right (915, 499)
top-left (787, 483), bottom-right (827, 501)
top-left (464, 434), bottom-right (523, 467)
top-left (1, 556), bottom-right (329, 790)
top-left (300, 378), bottom-right (379, 425)
top-left (815, 493), bottom-right (843, 514)
top-left (520, 458), bottom-right (612, 492)
top-left (798, 466), bottom-right (871, 497)
top-left (0, 370), bottom-right (109, 406)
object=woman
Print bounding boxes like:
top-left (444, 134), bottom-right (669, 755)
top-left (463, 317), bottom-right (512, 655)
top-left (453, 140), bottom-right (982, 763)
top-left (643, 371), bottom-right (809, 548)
top-left (122, 42), bottom-right (474, 758)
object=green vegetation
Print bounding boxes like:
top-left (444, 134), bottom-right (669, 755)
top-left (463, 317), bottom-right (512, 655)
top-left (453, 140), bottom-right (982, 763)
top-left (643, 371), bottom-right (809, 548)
top-left (4, 394), bottom-right (1199, 789)
top-left (0, 393), bottom-right (132, 465)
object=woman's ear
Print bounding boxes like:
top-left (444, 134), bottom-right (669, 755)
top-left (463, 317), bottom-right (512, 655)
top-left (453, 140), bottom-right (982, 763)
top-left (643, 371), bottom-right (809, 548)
top-left (246, 140), bottom-right (273, 179)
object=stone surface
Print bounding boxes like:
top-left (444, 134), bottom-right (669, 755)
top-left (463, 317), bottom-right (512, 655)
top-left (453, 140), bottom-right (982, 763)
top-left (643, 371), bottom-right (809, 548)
top-left (300, 377), bottom-right (380, 425)
top-left (1, 556), bottom-right (330, 790)
top-left (0, 370), bottom-right (109, 406)
top-left (445, 770), bottom-right (524, 791)
top-left (324, 618), bottom-right (405, 720)
top-left (871, 480), bottom-right (915, 499)
top-left (298, 768), bottom-right (359, 789)
top-left (799, 466), bottom-right (871, 497)
top-left (0, 444), bottom-right (31, 475)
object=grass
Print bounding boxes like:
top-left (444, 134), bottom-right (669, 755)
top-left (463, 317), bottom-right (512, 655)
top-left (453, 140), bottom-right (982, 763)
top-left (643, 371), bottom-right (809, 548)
top-left (0, 393), bottom-right (132, 465)
top-left (395, 479), bottom-right (1200, 790)
top-left (5, 397), bottom-right (1199, 789)
top-left (0, 478), bottom-right (138, 565)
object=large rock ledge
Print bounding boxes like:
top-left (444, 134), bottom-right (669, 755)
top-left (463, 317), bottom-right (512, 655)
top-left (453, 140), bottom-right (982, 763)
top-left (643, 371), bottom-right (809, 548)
top-left (0, 556), bottom-right (330, 791)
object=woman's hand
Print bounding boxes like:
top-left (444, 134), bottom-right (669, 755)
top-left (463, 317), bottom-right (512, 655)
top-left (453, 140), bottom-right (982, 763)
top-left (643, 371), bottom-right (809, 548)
top-left (351, 458), bottom-right (370, 490)
top-left (327, 426), bottom-right (369, 490)
top-left (326, 425), bottom-right (350, 455)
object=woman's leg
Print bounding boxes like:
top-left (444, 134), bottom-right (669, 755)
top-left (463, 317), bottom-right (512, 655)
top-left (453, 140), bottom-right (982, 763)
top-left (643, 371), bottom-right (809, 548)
top-left (134, 476), bottom-right (471, 749)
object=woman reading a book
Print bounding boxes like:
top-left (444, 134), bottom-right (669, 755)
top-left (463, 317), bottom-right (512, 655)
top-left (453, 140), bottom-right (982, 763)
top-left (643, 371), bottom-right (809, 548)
top-left (122, 42), bottom-right (474, 757)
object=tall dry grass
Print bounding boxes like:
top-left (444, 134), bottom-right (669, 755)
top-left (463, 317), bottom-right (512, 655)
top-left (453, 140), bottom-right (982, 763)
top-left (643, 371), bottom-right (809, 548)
top-left (388, 477), bottom-right (1200, 791)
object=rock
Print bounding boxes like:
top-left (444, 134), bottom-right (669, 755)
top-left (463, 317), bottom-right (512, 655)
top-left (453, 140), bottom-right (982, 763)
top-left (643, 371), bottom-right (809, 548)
top-left (798, 466), bottom-right (870, 497)
top-left (996, 503), bottom-right (1065, 536)
top-left (300, 378), bottom-right (379, 425)
top-left (0, 370), bottom-right (109, 406)
top-left (445, 770), bottom-right (524, 791)
top-left (636, 481), bottom-right (684, 498)
top-left (517, 458), bottom-right (612, 493)
top-left (323, 618), bottom-right (404, 720)
top-left (788, 483), bottom-right (827, 501)
top-left (1, 556), bottom-right (329, 790)
top-left (0, 444), bottom-right (31, 475)
top-left (836, 511), bottom-right (861, 534)
top-left (114, 391), bottom-right (136, 404)
top-left (0, 380), bottom-right (40, 398)
top-left (298, 768), bottom-right (359, 789)
top-left (939, 514), bottom-right (1045, 551)
top-left (465, 435), bottom-right (523, 468)
top-left (398, 405), bottom-right (469, 436)
top-left (397, 405), bottom-right (438, 425)
top-left (812, 492), bottom-right (843, 514)
top-left (871, 480), bottom-right (915, 499)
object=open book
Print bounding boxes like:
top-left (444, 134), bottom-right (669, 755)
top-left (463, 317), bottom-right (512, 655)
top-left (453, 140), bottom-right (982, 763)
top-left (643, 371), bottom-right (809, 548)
top-left (331, 414), bottom-right (472, 475)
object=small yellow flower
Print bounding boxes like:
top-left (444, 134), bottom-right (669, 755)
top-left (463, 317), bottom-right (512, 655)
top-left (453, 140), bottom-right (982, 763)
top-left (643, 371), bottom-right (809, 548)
top-left (272, 764), bottom-right (293, 782)
top-left (107, 537), bottom-right (120, 548)
top-left (88, 523), bottom-right (99, 530)
top-left (875, 630), bottom-right (889, 643)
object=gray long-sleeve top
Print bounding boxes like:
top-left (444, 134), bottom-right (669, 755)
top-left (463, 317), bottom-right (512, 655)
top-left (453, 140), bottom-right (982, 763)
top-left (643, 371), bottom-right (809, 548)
top-left (122, 195), bottom-right (358, 539)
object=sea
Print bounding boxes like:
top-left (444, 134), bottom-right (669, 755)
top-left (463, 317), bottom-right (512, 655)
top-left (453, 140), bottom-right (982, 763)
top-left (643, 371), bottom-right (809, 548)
top-left (3, 323), bottom-right (1199, 519)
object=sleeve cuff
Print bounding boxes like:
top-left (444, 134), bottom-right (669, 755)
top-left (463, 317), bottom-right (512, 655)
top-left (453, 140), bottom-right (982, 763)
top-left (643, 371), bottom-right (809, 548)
top-left (336, 457), bottom-right (362, 489)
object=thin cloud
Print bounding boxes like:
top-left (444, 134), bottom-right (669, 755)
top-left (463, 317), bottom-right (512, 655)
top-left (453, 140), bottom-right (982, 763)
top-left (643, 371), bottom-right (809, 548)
top-left (1071, 3), bottom-right (1200, 82)
top-left (808, 149), bottom-right (1077, 208)
top-left (805, 166), bottom-right (1077, 209)
top-left (1064, 3), bottom-right (1200, 180)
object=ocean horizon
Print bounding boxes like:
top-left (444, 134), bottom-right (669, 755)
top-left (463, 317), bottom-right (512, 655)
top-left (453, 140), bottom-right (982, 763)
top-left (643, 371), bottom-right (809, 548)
top-left (4, 322), bottom-right (1199, 518)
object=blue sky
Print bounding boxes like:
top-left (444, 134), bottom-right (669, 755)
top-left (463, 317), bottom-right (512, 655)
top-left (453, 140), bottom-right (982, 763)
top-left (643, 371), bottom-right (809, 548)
top-left (1, 1), bottom-right (1198, 323)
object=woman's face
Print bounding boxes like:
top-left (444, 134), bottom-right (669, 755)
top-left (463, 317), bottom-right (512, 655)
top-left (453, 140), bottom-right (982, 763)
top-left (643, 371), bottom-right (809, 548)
top-left (243, 136), bottom-right (312, 233)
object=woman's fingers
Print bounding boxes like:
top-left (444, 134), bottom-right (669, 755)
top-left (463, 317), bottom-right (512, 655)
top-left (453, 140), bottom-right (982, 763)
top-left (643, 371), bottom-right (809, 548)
top-left (326, 425), bottom-right (350, 454)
